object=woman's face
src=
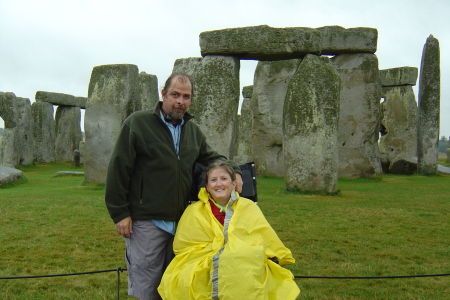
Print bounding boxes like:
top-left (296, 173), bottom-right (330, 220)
top-left (205, 168), bottom-right (236, 204)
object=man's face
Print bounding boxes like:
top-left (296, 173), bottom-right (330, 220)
top-left (161, 77), bottom-right (192, 122)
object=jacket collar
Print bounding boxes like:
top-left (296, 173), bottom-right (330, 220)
top-left (153, 101), bottom-right (194, 122)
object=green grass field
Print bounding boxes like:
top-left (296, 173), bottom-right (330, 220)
top-left (1, 162), bottom-right (449, 299)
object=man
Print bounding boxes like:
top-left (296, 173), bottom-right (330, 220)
top-left (105, 72), bottom-right (242, 300)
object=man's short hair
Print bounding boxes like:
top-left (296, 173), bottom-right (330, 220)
top-left (163, 72), bottom-right (194, 99)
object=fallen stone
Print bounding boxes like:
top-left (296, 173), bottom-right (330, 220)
top-left (53, 171), bottom-right (85, 177)
top-left (437, 164), bottom-right (450, 174)
top-left (379, 67), bottom-right (418, 86)
top-left (0, 165), bottom-right (23, 187)
top-left (318, 26), bottom-right (378, 54)
top-left (200, 25), bottom-right (322, 60)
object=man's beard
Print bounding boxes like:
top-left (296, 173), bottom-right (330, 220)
top-left (170, 105), bottom-right (185, 119)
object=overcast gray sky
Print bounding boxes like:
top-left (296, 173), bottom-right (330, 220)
top-left (1, 0), bottom-right (448, 136)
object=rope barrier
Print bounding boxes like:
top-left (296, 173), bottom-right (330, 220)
top-left (0, 268), bottom-right (120, 280)
top-left (294, 273), bottom-right (450, 279)
top-left (1, 267), bottom-right (448, 281)
top-left (1, 267), bottom-right (448, 300)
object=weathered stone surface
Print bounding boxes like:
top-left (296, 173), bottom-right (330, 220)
top-left (85, 64), bottom-right (141, 183)
top-left (437, 164), bottom-right (450, 174)
top-left (0, 92), bottom-right (17, 128)
top-left (79, 140), bottom-right (85, 165)
top-left (0, 128), bottom-right (17, 167)
top-left (0, 93), bottom-right (33, 167)
top-left (332, 53), bottom-right (382, 178)
top-left (417, 35), bottom-right (440, 175)
top-left (318, 26), bottom-right (378, 54)
top-left (283, 54), bottom-right (340, 193)
top-left (31, 101), bottom-right (55, 163)
top-left (36, 91), bottom-right (87, 108)
top-left (15, 97), bottom-right (33, 166)
top-left (379, 86), bottom-right (418, 174)
top-left (242, 85), bottom-right (253, 99)
top-left (200, 25), bottom-right (322, 60)
top-left (139, 72), bottom-right (159, 110)
top-left (54, 106), bottom-right (82, 162)
top-left (54, 171), bottom-right (84, 176)
top-left (234, 86), bottom-right (253, 161)
top-left (389, 157), bottom-right (417, 175)
top-left (251, 59), bottom-right (301, 177)
top-left (173, 56), bottom-right (240, 158)
top-left (380, 67), bottom-right (418, 86)
top-left (0, 165), bottom-right (22, 187)
top-left (75, 97), bottom-right (88, 109)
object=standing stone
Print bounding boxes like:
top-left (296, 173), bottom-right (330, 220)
top-left (79, 140), bottom-right (85, 165)
top-left (234, 85), bottom-right (253, 164)
top-left (332, 53), bottom-right (382, 178)
top-left (15, 97), bottom-right (33, 165)
top-left (379, 86), bottom-right (418, 174)
top-left (0, 92), bottom-right (18, 167)
top-left (446, 139), bottom-right (450, 162)
top-left (283, 54), bottom-right (340, 193)
top-left (0, 127), bottom-right (18, 167)
top-left (31, 101), bottom-right (55, 163)
top-left (417, 35), bottom-right (440, 175)
top-left (73, 149), bottom-right (81, 167)
top-left (0, 93), bottom-right (33, 167)
top-left (172, 56), bottom-right (240, 158)
top-left (85, 64), bottom-right (141, 183)
top-left (251, 59), bottom-right (301, 177)
top-left (139, 72), bottom-right (159, 110)
top-left (54, 106), bottom-right (82, 162)
top-left (379, 67), bottom-right (419, 174)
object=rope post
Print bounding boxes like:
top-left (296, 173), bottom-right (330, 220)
top-left (116, 267), bottom-right (123, 300)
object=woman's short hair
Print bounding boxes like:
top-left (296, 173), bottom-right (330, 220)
top-left (205, 160), bottom-right (236, 185)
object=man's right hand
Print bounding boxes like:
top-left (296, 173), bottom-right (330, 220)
top-left (115, 216), bottom-right (133, 238)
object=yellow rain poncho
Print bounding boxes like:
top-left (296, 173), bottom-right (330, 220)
top-left (158, 188), bottom-right (300, 300)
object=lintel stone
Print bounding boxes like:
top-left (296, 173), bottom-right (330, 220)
top-left (35, 91), bottom-right (87, 108)
top-left (379, 67), bottom-right (418, 86)
top-left (200, 25), bottom-right (322, 60)
top-left (318, 26), bottom-right (378, 54)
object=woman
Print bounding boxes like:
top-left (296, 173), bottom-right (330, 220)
top-left (158, 160), bottom-right (300, 299)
